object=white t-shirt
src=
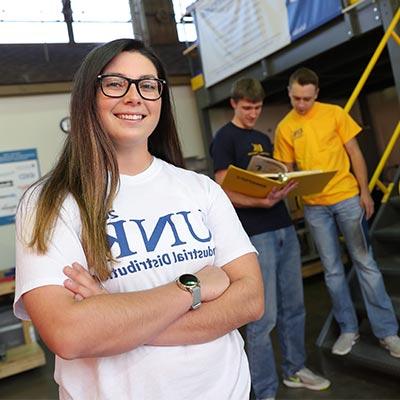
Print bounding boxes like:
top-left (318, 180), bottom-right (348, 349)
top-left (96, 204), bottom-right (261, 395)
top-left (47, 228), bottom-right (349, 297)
top-left (14, 157), bottom-right (256, 400)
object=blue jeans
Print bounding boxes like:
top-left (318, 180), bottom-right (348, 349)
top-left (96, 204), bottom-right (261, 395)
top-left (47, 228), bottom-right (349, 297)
top-left (247, 225), bottom-right (306, 399)
top-left (304, 195), bottom-right (398, 338)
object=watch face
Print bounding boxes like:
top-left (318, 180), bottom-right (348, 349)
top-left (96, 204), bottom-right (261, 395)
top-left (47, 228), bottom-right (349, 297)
top-left (179, 274), bottom-right (198, 287)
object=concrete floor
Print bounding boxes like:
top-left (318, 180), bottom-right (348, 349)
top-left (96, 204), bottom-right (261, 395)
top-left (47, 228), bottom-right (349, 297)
top-left (1, 274), bottom-right (399, 399)
top-left (274, 275), bottom-right (400, 400)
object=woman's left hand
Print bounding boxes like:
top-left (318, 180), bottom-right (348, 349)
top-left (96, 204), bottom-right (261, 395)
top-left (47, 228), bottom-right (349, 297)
top-left (63, 262), bottom-right (107, 301)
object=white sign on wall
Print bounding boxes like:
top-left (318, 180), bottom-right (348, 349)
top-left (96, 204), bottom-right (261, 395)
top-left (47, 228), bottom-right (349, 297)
top-left (0, 149), bottom-right (40, 225)
top-left (194, 0), bottom-right (290, 87)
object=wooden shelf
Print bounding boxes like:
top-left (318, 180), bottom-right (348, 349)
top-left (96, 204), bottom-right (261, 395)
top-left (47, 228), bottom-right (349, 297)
top-left (302, 259), bottom-right (323, 278)
top-left (301, 253), bottom-right (349, 279)
top-left (0, 279), bottom-right (47, 379)
top-left (0, 280), bottom-right (15, 296)
top-left (0, 342), bottom-right (46, 379)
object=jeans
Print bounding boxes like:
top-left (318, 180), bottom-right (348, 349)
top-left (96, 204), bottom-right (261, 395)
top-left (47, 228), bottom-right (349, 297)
top-left (247, 225), bottom-right (306, 399)
top-left (304, 195), bottom-right (398, 338)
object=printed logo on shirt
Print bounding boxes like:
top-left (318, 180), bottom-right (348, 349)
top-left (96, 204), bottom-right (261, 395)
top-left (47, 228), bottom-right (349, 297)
top-left (106, 209), bottom-right (215, 279)
top-left (293, 128), bottom-right (303, 139)
top-left (248, 143), bottom-right (271, 157)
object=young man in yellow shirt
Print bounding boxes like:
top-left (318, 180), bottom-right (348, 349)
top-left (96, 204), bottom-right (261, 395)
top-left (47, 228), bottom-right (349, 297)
top-left (211, 78), bottom-right (330, 400)
top-left (274, 67), bottom-right (400, 358)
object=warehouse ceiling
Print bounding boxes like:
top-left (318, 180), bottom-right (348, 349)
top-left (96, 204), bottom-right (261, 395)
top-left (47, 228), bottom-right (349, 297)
top-left (0, 1), bottom-right (397, 104)
top-left (0, 0), bottom-right (191, 92)
top-left (0, 42), bottom-right (190, 86)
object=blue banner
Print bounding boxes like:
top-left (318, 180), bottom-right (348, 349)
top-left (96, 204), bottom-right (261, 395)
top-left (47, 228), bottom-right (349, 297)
top-left (287, 0), bottom-right (342, 41)
top-left (0, 148), bottom-right (38, 164)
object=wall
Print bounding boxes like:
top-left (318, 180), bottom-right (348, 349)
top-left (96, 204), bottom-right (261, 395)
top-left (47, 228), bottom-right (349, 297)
top-left (0, 84), bottom-right (203, 271)
top-left (171, 85), bottom-right (205, 158)
top-left (0, 93), bottom-right (69, 272)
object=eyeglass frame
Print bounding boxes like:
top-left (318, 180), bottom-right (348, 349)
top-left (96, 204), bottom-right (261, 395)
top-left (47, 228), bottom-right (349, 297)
top-left (97, 74), bottom-right (167, 101)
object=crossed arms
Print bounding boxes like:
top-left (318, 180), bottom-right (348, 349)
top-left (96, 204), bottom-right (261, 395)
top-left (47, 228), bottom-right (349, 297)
top-left (22, 252), bottom-right (264, 360)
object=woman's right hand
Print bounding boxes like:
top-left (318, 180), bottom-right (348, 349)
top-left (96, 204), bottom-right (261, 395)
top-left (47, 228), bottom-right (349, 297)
top-left (64, 262), bottom-right (230, 304)
top-left (63, 263), bottom-right (107, 301)
top-left (195, 265), bottom-right (230, 302)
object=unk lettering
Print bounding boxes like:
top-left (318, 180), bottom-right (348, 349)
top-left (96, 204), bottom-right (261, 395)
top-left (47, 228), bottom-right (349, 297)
top-left (176, 211), bottom-right (211, 243)
top-left (106, 210), bottom-right (212, 259)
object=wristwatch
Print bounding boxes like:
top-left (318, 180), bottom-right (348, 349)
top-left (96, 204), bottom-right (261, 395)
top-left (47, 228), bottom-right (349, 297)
top-left (176, 274), bottom-right (201, 310)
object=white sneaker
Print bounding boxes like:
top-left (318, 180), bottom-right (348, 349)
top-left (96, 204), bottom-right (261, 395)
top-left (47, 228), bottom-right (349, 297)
top-left (332, 332), bottom-right (359, 355)
top-left (380, 335), bottom-right (400, 358)
top-left (283, 367), bottom-right (331, 390)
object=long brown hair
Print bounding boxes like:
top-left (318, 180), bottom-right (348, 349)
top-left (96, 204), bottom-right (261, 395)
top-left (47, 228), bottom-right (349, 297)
top-left (27, 39), bottom-right (184, 280)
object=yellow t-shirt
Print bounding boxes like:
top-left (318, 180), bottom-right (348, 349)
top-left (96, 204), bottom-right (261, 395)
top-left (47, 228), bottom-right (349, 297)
top-left (274, 102), bottom-right (361, 205)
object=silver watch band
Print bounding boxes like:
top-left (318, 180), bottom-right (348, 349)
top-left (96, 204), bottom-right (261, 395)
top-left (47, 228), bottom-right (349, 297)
top-left (191, 286), bottom-right (201, 309)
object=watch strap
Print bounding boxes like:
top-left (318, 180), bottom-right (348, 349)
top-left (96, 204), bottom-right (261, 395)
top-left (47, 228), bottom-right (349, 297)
top-left (191, 286), bottom-right (201, 309)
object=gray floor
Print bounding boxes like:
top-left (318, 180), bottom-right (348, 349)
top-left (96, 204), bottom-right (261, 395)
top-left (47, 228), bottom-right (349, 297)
top-left (274, 275), bottom-right (400, 400)
top-left (1, 274), bottom-right (399, 400)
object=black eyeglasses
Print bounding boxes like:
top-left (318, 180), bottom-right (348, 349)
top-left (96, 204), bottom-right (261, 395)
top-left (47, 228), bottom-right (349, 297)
top-left (97, 74), bottom-right (166, 100)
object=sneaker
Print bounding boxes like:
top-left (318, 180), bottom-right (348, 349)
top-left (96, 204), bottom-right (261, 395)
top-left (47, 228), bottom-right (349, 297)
top-left (283, 367), bottom-right (331, 391)
top-left (332, 332), bottom-right (360, 355)
top-left (380, 335), bottom-right (400, 358)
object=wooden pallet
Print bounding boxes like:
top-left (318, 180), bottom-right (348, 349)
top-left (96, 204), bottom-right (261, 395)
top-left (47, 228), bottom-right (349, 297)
top-left (0, 280), bottom-right (46, 379)
top-left (302, 259), bottom-right (324, 278)
top-left (0, 342), bottom-right (46, 379)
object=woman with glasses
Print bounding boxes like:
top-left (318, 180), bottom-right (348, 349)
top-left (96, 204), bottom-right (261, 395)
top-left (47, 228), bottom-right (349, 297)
top-left (14, 38), bottom-right (264, 400)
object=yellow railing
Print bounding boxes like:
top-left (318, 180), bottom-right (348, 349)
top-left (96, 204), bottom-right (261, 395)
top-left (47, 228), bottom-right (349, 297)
top-left (344, 8), bottom-right (400, 112)
top-left (344, 7), bottom-right (400, 202)
top-left (368, 122), bottom-right (400, 202)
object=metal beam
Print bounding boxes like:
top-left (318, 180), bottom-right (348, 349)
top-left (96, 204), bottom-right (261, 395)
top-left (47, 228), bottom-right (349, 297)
top-left (129, 0), bottom-right (150, 45)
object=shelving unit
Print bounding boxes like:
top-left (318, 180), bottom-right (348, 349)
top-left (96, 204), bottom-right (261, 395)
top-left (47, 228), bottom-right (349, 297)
top-left (0, 280), bottom-right (46, 379)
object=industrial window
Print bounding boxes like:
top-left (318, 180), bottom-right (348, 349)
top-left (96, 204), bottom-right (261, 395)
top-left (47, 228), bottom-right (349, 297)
top-left (172, 0), bottom-right (197, 42)
top-left (0, 0), bottom-right (133, 44)
top-left (0, 0), bottom-right (195, 44)
top-left (70, 0), bottom-right (133, 43)
top-left (0, 0), bottom-right (68, 43)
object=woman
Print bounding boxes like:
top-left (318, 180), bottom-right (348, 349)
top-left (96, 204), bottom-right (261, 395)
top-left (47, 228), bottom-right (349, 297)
top-left (14, 39), bottom-right (264, 399)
